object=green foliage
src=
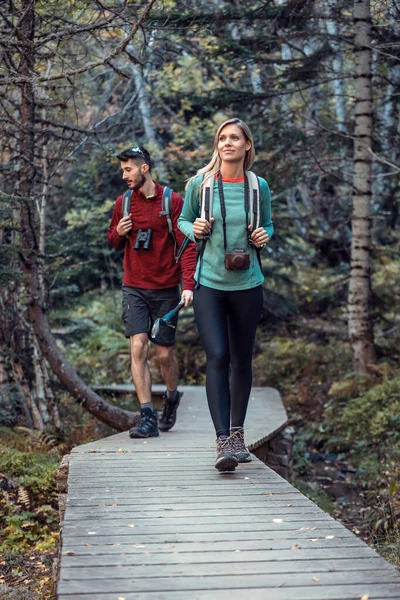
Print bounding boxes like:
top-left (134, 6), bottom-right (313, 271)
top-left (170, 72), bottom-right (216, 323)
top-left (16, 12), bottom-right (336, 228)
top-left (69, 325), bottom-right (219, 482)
top-left (0, 428), bottom-right (61, 557)
top-left (51, 290), bottom-right (130, 384)
top-left (0, 446), bottom-right (60, 502)
top-left (326, 376), bottom-right (400, 447)
top-left (293, 373), bottom-right (400, 538)
top-left (253, 336), bottom-right (351, 398)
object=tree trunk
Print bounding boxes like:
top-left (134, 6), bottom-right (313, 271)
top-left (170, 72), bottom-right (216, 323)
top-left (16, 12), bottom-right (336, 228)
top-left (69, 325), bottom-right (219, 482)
top-left (348, 0), bottom-right (376, 372)
top-left (326, 0), bottom-right (347, 132)
top-left (17, 0), bottom-right (139, 432)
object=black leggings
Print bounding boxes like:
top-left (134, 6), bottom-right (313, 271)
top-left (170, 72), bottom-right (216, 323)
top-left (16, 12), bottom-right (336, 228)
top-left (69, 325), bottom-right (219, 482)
top-left (194, 284), bottom-right (263, 438)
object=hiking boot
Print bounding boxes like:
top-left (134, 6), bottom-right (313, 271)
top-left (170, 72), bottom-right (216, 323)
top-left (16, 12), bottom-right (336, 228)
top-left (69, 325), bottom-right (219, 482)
top-left (215, 436), bottom-right (238, 472)
top-left (230, 428), bottom-right (252, 463)
top-left (129, 407), bottom-right (159, 438)
top-left (158, 391), bottom-right (181, 432)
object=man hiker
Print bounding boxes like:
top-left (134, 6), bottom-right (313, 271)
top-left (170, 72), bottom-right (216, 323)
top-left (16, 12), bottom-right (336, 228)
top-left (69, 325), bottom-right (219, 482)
top-left (108, 145), bottom-right (196, 438)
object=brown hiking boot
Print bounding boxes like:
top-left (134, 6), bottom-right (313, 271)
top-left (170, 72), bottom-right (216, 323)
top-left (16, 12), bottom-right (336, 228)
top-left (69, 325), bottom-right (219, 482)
top-left (215, 436), bottom-right (238, 472)
top-left (230, 428), bottom-right (252, 463)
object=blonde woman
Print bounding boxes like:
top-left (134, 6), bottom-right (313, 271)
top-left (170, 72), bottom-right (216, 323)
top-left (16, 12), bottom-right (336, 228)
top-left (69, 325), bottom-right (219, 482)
top-left (178, 118), bottom-right (274, 471)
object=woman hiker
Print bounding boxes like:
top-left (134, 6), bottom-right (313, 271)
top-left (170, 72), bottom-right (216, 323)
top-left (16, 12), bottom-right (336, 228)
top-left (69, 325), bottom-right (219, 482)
top-left (178, 118), bottom-right (274, 472)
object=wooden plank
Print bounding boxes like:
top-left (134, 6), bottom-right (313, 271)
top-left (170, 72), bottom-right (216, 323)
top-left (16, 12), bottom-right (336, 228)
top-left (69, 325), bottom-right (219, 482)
top-left (60, 528), bottom-right (358, 546)
top-left (58, 546), bottom-right (383, 565)
top-left (64, 508), bottom-right (326, 521)
top-left (59, 537), bottom-right (364, 555)
top-left (58, 580), bottom-right (400, 599)
top-left (61, 523), bottom-right (345, 539)
top-left (66, 499), bottom-right (316, 514)
top-left (62, 513), bottom-right (338, 528)
top-left (58, 569), bottom-right (399, 591)
top-left (60, 591), bottom-right (400, 600)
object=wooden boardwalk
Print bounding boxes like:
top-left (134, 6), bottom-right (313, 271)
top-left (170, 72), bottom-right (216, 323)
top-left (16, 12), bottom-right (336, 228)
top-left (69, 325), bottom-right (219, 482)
top-left (57, 386), bottom-right (400, 599)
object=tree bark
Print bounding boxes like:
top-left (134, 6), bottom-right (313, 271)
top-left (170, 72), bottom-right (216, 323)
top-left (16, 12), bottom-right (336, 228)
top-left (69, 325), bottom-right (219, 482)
top-left (131, 66), bottom-right (169, 184)
top-left (348, 0), bottom-right (376, 372)
top-left (17, 0), bottom-right (139, 431)
top-left (326, 0), bottom-right (347, 133)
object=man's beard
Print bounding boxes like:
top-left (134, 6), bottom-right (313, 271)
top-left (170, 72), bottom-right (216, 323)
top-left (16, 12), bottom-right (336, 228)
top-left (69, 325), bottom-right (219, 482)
top-left (131, 173), bottom-right (146, 190)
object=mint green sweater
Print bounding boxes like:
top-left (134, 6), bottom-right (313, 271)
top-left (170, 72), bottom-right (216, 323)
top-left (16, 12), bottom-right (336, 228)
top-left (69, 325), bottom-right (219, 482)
top-left (178, 175), bottom-right (274, 291)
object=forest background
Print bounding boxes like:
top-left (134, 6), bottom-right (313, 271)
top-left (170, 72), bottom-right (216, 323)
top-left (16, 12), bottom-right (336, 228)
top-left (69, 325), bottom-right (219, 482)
top-left (0, 0), bottom-right (399, 598)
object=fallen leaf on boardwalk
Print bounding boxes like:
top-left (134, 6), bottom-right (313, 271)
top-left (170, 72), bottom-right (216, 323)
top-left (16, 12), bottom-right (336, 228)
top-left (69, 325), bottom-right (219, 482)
top-left (134, 545), bottom-right (145, 548)
top-left (235, 549), bottom-right (241, 552)
top-left (148, 488), bottom-right (155, 491)
top-left (87, 532), bottom-right (97, 535)
top-left (310, 538), bottom-right (318, 542)
top-left (98, 504), bottom-right (105, 507)
top-left (143, 441), bottom-right (148, 444)
top-left (290, 544), bottom-right (301, 550)
top-left (65, 551), bottom-right (74, 556)
top-left (83, 544), bottom-right (92, 547)
top-left (272, 519), bottom-right (284, 523)
top-left (325, 535), bottom-right (335, 539)
top-left (266, 492), bottom-right (273, 496)
top-left (244, 477), bottom-right (249, 480)
top-left (360, 596), bottom-right (369, 600)
top-left (287, 504), bottom-right (293, 507)
top-left (112, 504), bottom-right (118, 507)
top-left (116, 449), bottom-right (124, 453)
top-left (128, 524), bottom-right (135, 528)
top-left (112, 543), bottom-right (121, 546)
top-left (118, 597), bottom-right (126, 600)
top-left (312, 577), bottom-right (320, 582)
top-left (299, 527), bottom-right (311, 530)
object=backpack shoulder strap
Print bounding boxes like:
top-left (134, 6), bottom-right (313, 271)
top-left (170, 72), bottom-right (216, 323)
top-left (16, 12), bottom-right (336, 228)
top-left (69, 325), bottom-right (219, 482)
top-left (160, 186), bottom-right (190, 263)
top-left (160, 186), bottom-right (174, 234)
top-left (200, 174), bottom-right (214, 222)
top-left (246, 171), bottom-right (261, 230)
top-left (122, 190), bottom-right (132, 217)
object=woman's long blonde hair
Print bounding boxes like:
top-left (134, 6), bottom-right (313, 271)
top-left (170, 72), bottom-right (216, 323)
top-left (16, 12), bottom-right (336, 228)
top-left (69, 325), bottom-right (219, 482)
top-left (185, 118), bottom-right (255, 190)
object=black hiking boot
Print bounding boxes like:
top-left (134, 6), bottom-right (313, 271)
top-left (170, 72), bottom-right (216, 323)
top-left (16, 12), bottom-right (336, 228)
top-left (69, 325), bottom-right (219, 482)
top-left (158, 390), bottom-right (181, 432)
top-left (215, 436), bottom-right (238, 472)
top-left (129, 407), bottom-right (159, 438)
top-left (230, 428), bottom-right (252, 463)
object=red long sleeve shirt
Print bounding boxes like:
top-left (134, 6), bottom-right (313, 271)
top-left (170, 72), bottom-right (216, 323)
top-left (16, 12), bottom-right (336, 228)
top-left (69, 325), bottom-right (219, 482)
top-left (108, 182), bottom-right (196, 291)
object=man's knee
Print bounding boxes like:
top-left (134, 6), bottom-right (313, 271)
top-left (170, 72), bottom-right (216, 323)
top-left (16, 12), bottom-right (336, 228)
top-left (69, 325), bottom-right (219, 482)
top-left (156, 345), bottom-right (176, 367)
top-left (130, 334), bottom-right (149, 363)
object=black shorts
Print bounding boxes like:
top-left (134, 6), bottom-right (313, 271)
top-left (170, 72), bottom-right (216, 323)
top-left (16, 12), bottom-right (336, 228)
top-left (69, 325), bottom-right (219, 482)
top-left (122, 285), bottom-right (180, 346)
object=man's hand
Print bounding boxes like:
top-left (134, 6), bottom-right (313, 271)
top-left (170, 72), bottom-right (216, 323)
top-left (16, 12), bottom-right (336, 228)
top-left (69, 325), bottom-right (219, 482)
top-left (193, 217), bottom-right (215, 239)
top-left (181, 290), bottom-right (193, 307)
top-left (117, 215), bottom-right (132, 237)
top-left (249, 225), bottom-right (269, 248)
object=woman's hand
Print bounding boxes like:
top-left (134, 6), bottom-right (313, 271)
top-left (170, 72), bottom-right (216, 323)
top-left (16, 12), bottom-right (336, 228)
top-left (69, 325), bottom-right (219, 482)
top-left (249, 226), bottom-right (269, 248)
top-left (193, 217), bottom-right (215, 239)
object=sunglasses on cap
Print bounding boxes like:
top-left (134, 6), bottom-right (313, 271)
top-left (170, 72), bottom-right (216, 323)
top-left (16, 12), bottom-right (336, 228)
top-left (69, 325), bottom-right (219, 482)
top-left (129, 145), bottom-right (145, 157)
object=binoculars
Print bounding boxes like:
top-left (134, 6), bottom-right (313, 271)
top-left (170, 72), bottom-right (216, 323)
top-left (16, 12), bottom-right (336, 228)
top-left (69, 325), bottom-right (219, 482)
top-left (134, 229), bottom-right (152, 250)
